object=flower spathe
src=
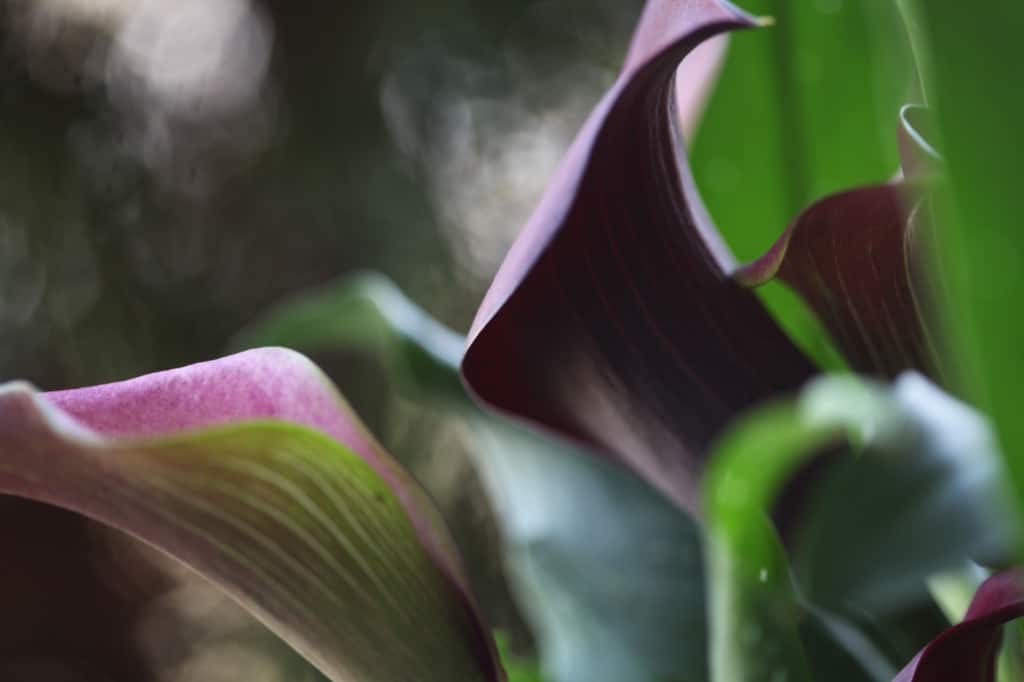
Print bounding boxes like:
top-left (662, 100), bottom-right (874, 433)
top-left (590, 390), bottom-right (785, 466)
top-left (0, 348), bottom-right (503, 682)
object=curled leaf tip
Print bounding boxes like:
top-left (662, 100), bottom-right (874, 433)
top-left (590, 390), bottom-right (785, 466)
top-left (899, 104), bottom-right (942, 180)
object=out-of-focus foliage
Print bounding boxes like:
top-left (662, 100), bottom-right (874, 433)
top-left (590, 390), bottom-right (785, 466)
top-left (496, 633), bottom-right (543, 682)
top-left (911, 1), bottom-right (1024, 540)
top-left (705, 373), bottom-right (1015, 681)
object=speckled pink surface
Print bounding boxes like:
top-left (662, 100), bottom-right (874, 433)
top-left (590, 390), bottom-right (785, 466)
top-left (45, 347), bottom-right (378, 462)
top-left (44, 348), bottom-right (436, 571)
top-left (37, 347), bottom-right (500, 678)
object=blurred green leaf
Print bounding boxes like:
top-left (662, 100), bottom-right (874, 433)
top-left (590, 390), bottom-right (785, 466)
top-left (909, 2), bottom-right (1024, 543)
top-left (237, 274), bottom-right (710, 682)
top-left (693, 0), bottom-right (912, 256)
top-left (231, 272), bottom-right (466, 402)
top-left (793, 375), bottom-right (1015, 616)
top-left (496, 632), bottom-right (544, 682)
top-left (691, 0), bottom-right (913, 369)
top-left (704, 401), bottom-right (827, 682)
top-left (704, 373), bottom-right (1016, 681)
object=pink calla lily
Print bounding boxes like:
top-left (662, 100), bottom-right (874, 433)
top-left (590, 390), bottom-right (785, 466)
top-left (0, 347), bottom-right (503, 682)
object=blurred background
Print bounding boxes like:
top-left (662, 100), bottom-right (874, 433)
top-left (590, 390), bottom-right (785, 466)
top-left (0, 0), bottom-right (643, 680)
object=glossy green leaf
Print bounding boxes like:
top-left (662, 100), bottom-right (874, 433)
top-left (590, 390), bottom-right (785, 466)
top-left (0, 350), bottom-right (501, 682)
top-left (691, 0), bottom-right (914, 364)
top-left (237, 274), bottom-right (711, 682)
top-left (909, 2), bottom-right (1024, 539)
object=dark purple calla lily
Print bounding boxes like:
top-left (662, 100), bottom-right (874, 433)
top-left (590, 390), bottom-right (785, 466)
top-left (462, 0), bottom-right (816, 513)
top-left (0, 348), bottom-right (503, 682)
top-left (461, 0), bottom-right (937, 511)
top-left (894, 568), bottom-right (1024, 682)
top-left (736, 181), bottom-right (939, 380)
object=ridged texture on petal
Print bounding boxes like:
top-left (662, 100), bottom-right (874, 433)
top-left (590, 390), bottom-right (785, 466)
top-left (0, 349), bottom-right (501, 682)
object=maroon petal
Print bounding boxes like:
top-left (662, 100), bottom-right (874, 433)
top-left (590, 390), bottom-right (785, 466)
top-left (735, 106), bottom-right (945, 382)
top-left (736, 182), bottom-right (940, 380)
top-left (894, 568), bottom-right (1024, 682)
top-left (461, 0), bottom-right (815, 512)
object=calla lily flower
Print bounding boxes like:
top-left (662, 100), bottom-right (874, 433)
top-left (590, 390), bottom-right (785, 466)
top-left (0, 347), bottom-right (503, 682)
top-left (462, 0), bottom-right (937, 512)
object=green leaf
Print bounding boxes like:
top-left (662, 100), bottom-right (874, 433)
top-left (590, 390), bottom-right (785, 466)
top-left (692, 0), bottom-right (912, 258)
top-left (704, 374), bottom-right (1016, 681)
top-left (0, 351), bottom-right (501, 682)
top-left (691, 0), bottom-right (914, 365)
top-left (496, 632), bottom-right (544, 682)
top-left (908, 2), bottom-right (1024, 544)
top-left (231, 271), bottom-right (466, 402)
top-left (473, 420), bottom-right (707, 682)
top-left (237, 274), bottom-right (710, 682)
top-left (704, 401), bottom-right (828, 682)
top-left (793, 375), bottom-right (1014, 615)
